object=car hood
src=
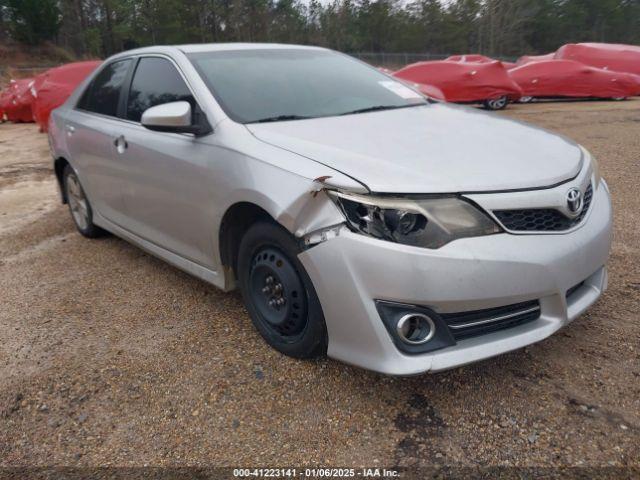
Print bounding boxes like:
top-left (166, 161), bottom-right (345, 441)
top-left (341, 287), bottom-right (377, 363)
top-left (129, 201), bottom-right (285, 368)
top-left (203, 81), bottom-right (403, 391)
top-left (246, 104), bottom-right (583, 194)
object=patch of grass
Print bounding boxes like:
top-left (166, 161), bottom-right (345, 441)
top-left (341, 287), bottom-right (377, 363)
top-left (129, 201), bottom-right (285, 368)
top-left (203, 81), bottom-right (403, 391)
top-left (0, 41), bottom-right (79, 85)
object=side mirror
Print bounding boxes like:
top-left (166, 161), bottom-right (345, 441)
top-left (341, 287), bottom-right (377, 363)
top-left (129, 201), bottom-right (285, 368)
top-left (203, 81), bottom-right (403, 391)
top-left (141, 101), bottom-right (212, 136)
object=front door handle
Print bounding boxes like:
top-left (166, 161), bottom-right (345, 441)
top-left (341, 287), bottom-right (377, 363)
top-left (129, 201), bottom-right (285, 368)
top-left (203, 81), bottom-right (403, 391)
top-left (114, 135), bottom-right (128, 154)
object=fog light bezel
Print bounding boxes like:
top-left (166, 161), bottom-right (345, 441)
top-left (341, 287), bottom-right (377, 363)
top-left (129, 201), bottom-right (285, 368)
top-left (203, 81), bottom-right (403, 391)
top-left (396, 313), bottom-right (436, 345)
top-left (375, 300), bottom-right (456, 355)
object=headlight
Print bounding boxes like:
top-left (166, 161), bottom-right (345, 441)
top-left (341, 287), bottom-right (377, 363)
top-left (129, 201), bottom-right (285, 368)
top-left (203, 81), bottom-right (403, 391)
top-left (581, 145), bottom-right (601, 187)
top-left (328, 191), bottom-right (501, 249)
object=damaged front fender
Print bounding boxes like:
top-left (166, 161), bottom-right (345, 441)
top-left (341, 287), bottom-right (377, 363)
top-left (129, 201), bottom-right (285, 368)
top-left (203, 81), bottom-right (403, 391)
top-left (273, 173), bottom-right (368, 240)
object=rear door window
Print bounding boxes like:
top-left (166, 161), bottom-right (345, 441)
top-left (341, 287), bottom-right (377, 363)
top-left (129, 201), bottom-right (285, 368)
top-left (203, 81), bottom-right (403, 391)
top-left (126, 57), bottom-right (196, 123)
top-left (78, 59), bottom-right (132, 117)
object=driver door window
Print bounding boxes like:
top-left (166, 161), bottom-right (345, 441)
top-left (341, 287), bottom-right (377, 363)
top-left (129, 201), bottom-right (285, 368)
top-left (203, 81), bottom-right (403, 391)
top-left (126, 57), bottom-right (196, 122)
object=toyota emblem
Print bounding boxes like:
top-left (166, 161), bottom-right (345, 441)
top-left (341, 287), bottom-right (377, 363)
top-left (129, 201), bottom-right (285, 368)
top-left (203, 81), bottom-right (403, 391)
top-left (566, 188), bottom-right (583, 215)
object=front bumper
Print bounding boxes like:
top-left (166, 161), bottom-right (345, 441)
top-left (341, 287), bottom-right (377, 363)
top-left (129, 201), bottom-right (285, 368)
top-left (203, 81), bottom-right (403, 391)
top-left (299, 182), bottom-right (613, 375)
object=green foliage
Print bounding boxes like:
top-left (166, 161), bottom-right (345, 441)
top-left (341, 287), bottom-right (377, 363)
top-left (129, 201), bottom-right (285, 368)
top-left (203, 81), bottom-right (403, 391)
top-left (13, 0), bottom-right (640, 57)
top-left (1, 0), bottom-right (60, 45)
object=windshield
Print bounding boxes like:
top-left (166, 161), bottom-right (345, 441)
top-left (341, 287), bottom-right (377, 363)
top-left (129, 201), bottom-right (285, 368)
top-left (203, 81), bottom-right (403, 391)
top-left (188, 48), bottom-right (427, 123)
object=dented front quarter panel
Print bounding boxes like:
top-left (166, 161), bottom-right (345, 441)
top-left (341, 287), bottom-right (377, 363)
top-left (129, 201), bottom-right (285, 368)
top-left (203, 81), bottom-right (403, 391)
top-left (198, 119), bottom-right (364, 287)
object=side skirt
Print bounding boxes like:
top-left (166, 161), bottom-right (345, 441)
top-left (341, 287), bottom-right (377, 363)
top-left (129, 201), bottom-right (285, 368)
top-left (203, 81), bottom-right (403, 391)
top-left (93, 211), bottom-right (231, 292)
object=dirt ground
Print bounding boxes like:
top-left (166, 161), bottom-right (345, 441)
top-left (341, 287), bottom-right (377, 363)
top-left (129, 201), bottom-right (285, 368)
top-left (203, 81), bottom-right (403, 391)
top-left (0, 100), bottom-right (639, 470)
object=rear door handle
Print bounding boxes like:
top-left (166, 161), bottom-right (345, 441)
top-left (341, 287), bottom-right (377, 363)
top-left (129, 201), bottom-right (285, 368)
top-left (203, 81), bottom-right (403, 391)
top-left (114, 135), bottom-right (128, 153)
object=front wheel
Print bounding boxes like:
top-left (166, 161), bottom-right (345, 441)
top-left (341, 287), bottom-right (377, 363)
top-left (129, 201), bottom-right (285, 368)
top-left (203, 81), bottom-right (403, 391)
top-left (236, 221), bottom-right (327, 359)
top-left (484, 95), bottom-right (509, 110)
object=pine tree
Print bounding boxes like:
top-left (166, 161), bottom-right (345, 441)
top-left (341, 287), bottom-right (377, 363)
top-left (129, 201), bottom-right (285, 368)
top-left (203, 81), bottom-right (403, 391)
top-left (2, 0), bottom-right (61, 45)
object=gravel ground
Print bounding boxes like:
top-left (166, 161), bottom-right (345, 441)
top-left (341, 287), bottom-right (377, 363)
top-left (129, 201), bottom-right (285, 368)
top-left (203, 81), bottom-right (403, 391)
top-left (0, 100), bottom-right (638, 469)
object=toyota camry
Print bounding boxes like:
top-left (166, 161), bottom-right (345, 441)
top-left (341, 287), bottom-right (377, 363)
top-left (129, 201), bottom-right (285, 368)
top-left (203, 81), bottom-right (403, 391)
top-left (48, 44), bottom-right (612, 375)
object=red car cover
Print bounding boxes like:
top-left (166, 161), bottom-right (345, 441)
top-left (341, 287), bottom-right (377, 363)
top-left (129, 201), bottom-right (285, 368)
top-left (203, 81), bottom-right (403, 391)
top-left (414, 83), bottom-right (446, 101)
top-left (29, 72), bottom-right (49, 124)
top-left (33, 61), bottom-right (101, 132)
top-left (446, 54), bottom-right (494, 63)
top-left (30, 71), bottom-right (48, 99)
top-left (393, 60), bottom-right (522, 103)
top-left (380, 67), bottom-right (447, 101)
top-left (3, 78), bottom-right (36, 123)
top-left (447, 54), bottom-right (517, 70)
top-left (515, 53), bottom-right (555, 67)
top-left (509, 60), bottom-right (640, 99)
top-left (633, 74), bottom-right (640, 94)
top-left (555, 43), bottom-right (640, 76)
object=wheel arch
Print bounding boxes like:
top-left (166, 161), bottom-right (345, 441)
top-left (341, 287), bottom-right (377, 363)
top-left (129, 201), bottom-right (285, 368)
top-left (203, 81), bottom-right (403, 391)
top-left (218, 201), bottom-right (279, 275)
top-left (54, 157), bottom-right (70, 204)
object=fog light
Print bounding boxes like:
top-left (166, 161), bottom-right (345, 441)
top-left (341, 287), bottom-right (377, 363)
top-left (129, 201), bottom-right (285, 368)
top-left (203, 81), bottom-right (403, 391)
top-left (375, 300), bottom-right (455, 355)
top-left (396, 313), bottom-right (436, 344)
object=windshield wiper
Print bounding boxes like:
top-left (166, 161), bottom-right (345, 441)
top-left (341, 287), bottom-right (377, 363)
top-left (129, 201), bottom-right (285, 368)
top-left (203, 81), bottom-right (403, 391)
top-left (339, 103), bottom-right (425, 116)
top-left (249, 104), bottom-right (425, 123)
top-left (250, 114), bottom-right (311, 123)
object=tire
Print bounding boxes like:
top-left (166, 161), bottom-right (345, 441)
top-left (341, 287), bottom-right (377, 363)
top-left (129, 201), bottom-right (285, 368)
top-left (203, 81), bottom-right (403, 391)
top-left (518, 96), bottom-right (534, 104)
top-left (236, 220), bottom-right (328, 359)
top-left (612, 97), bottom-right (627, 101)
top-left (63, 165), bottom-right (106, 238)
top-left (483, 95), bottom-right (509, 110)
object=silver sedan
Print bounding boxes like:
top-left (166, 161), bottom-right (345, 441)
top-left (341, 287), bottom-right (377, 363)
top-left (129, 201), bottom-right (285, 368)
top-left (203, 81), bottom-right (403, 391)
top-left (48, 44), bottom-right (612, 375)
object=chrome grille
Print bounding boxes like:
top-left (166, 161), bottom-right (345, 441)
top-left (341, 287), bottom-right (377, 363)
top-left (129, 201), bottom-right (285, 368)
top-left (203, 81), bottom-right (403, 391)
top-left (442, 300), bottom-right (541, 340)
top-left (493, 184), bottom-right (593, 232)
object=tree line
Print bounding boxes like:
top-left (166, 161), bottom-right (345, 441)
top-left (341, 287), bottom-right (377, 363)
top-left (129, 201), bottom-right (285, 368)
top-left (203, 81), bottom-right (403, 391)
top-left (1, 0), bottom-right (640, 60)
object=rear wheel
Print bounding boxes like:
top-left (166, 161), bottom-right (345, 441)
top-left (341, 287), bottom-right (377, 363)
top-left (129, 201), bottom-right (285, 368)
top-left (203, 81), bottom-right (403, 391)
top-left (63, 165), bottom-right (106, 238)
top-left (484, 95), bottom-right (509, 110)
top-left (612, 97), bottom-right (627, 101)
top-left (236, 221), bottom-right (327, 359)
top-left (518, 96), bottom-right (534, 103)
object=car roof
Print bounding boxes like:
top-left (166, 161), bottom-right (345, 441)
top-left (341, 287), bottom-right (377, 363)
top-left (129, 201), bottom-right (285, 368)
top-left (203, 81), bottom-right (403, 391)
top-left (179, 43), bottom-right (327, 53)
top-left (107, 43), bottom-right (326, 61)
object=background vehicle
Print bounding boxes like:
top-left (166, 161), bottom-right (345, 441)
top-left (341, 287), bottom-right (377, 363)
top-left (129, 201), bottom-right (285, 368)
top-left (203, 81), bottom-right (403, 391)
top-left (379, 66), bottom-right (447, 101)
top-left (515, 53), bottom-right (556, 67)
top-left (446, 54), bottom-right (517, 69)
top-left (509, 60), bottom-right (640, 100)
top-left (32, 61), bottom-right (101, 132)
top-left (555, 42), bottom-right (640, 76)
top-left (393, 60), bottom-right (522, 110)
top-left (412, 82), bottom-right (447, 101)
top-left (1, 78), bottom-right (35, 123)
